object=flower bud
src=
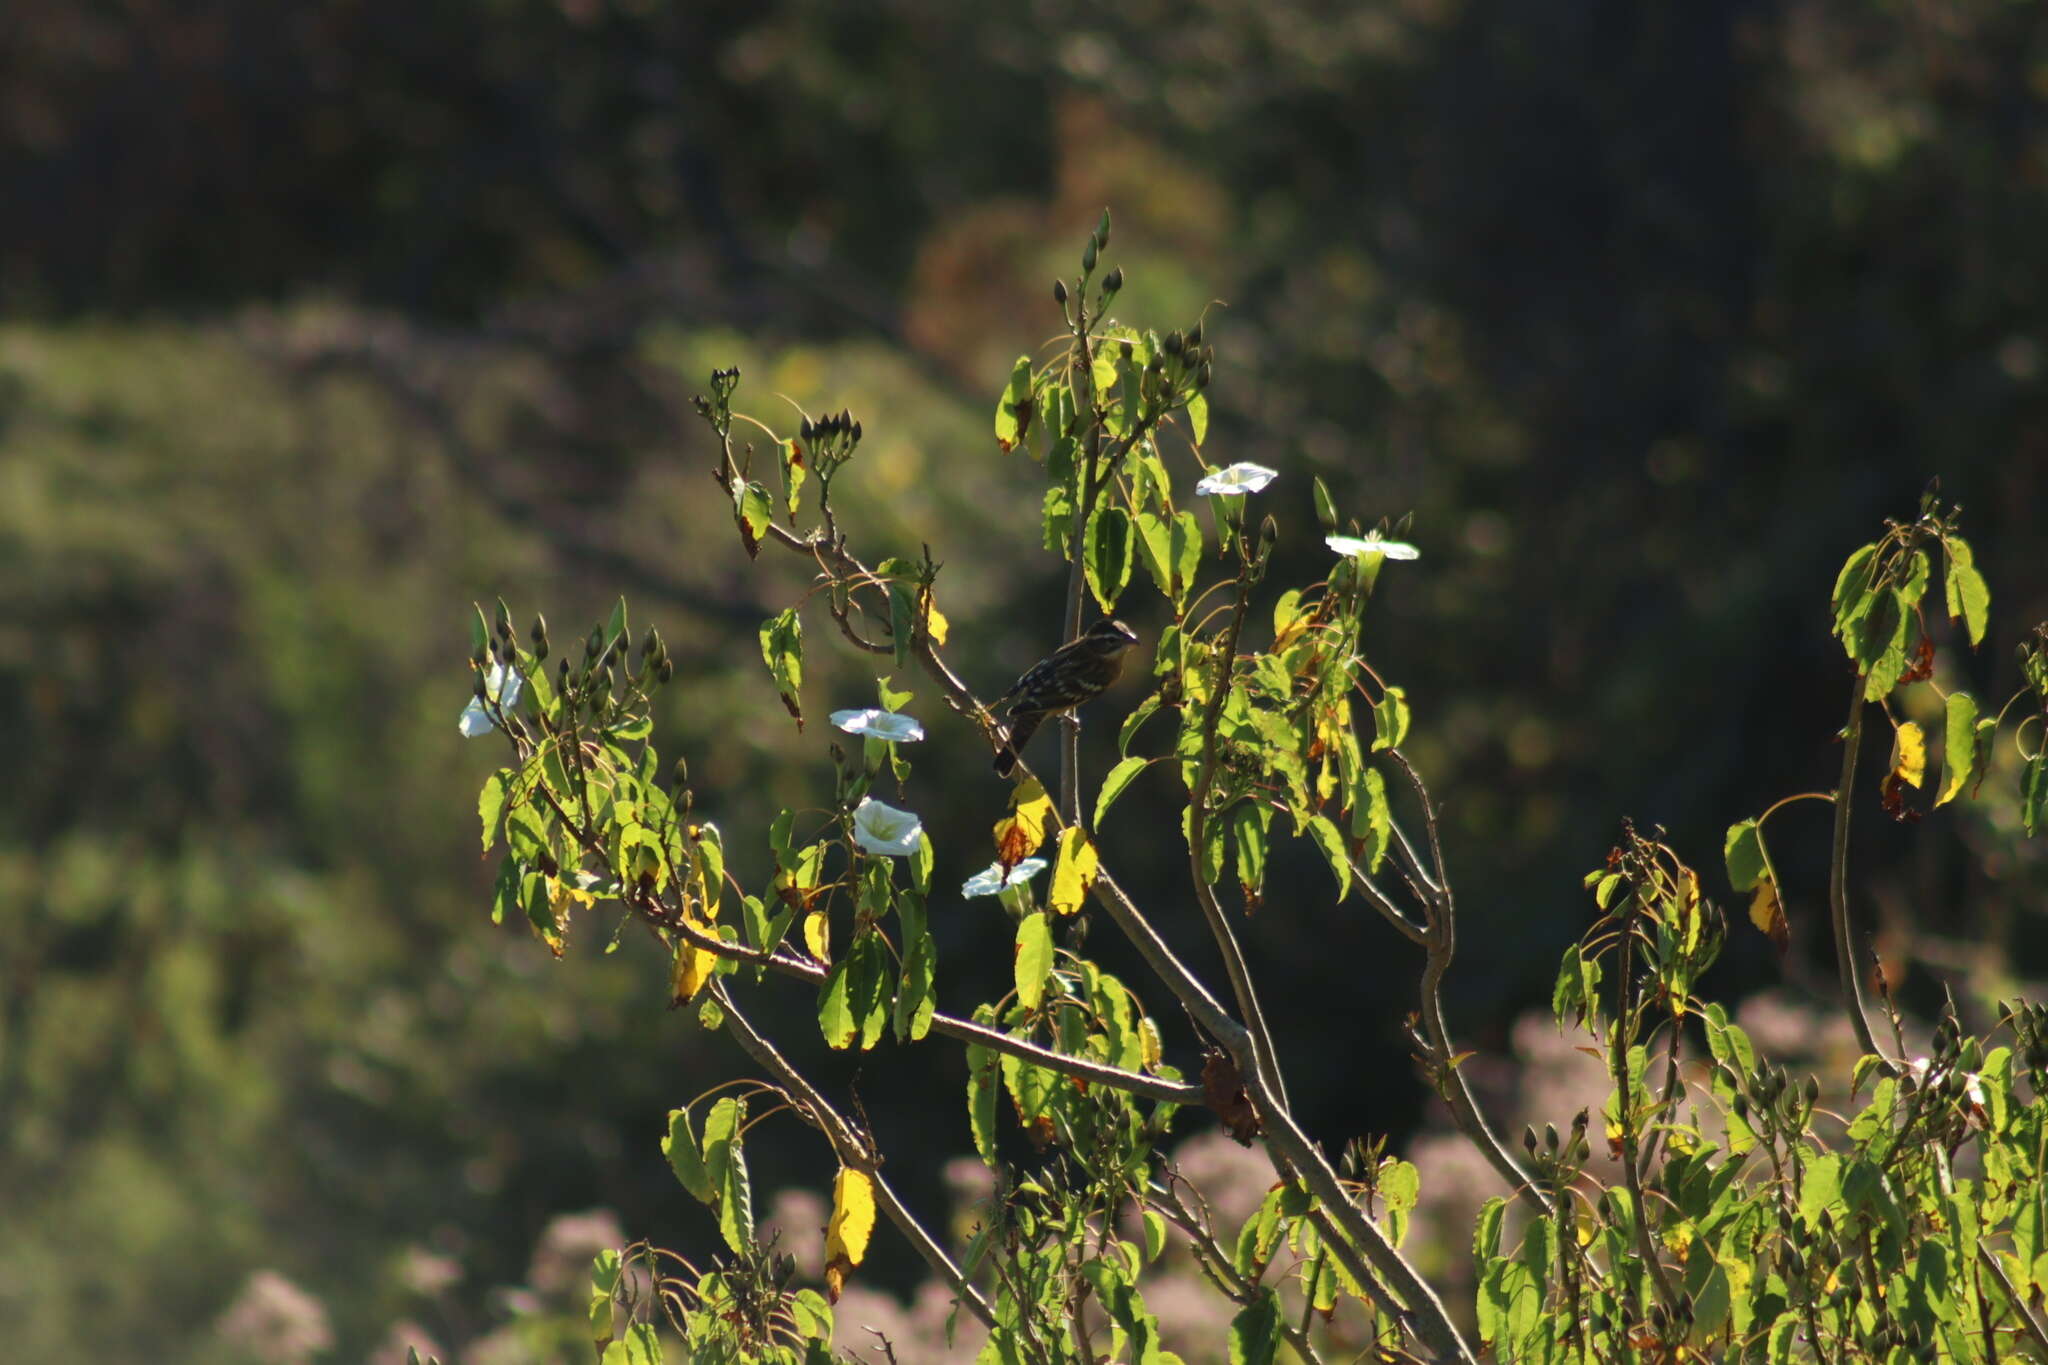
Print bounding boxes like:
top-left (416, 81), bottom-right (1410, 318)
top-left (1102, 265), bottom-right (1123, 295)
top-left (1053, 278), bottom-right (1069, 307)
top-left (1082, 237), bottom-right (1097, 274)
top-left (530, 613), bottom-right (549, 661)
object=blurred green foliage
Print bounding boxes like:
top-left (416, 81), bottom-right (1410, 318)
top-left (6, 0), bottom-right (2048, 1358)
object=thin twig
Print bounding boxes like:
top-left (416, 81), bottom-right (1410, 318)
top-left (1828, 676), bottom-right (1898, 1074)
top-left (711, 984), bottom-right (997, 1331)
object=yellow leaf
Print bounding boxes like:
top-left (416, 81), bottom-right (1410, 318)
top-left (924, 599), bottom-right (949, 646)
top-left (670, 924), bottom-right (716, 1004)
top-left (1138, 1017), bottom-right (1163, 1072)
top-left (1679, 867), bottom-right (1702, 953)
top-left (803, 910), bottom-right (831, 963)
top-left (993, 778), bottom-right (1053, 867)
top-left (1748, 876), bottom-right (1788, 957)
top-left (1048, 827), bottom-right (1098, 916)
top-left (1891, 721), bottom-right (1927, 790)
top-left (824, 1166), bottom-right (877, 1303)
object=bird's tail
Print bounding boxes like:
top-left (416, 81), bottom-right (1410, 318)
top-left (992, 713), bottom-right (1043, 776)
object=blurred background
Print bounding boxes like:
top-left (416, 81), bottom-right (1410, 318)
top-left (7, 0), bottom-right (2048, 1359)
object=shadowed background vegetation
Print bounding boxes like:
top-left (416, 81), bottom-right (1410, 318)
top-left (6, 1), bottom-right (2048, 1358)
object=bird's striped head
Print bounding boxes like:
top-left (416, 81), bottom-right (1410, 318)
top-left (1081, 617), bottom-right (1141, 656)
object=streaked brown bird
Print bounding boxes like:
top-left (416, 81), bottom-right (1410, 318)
top-left (991, 618), bottom-right (1141, 776)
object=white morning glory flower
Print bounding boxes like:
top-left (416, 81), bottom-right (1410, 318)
top-left (851, 798), bottom-right (924, 857)
top-left (960, 858), bottom-right (1049, 898)
top-left (830, 708), bottom-right (926, 742)
top-left (1326, 532), bottom-right (1420, 561)
top-left (1194, 463), bottom-right (1280, 496)
top-left (458, 659), bottom-right (526, 737)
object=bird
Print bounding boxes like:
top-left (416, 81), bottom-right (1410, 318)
top-left (991, 618), bottom-right (1142, 776)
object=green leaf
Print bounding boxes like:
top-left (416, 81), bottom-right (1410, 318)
top-left (1169, 511), bottom-right (1203, 607)
top-left (909, 831), bottom-right (933, 895)
top-left (1943, 536), bottom-right (1990, 646)
top-left (1723, 819), bottom-right (1766, 891)
top-left (893, 931), bottom-right (935, 1043)
top-left (479, 769), bottom-right (511, 852)
top-left (818, 957), bottom-right (856, 1049)
top-left (470, 603), bottom-right (490, 657)
top-left (1304, 813), bottom-right (1350, 901)
top-left (1014, 913), bottom-right (1053, 1011)
top-left (1133, 510), bottom-right (1173, 600)
top-left (1183, 806), bottom-right (1227, 885)
top-left (1095, 756), bottom-right (1149, 829)
top-left (849, 929), bottom-right (891, 1050)
top-left (760, 608), bottom-right (804, 726)
top-left (1141, 1210), bottom-right (1168, 1264)
top-left (1227, 1288), bottom-right (1281, 1365)
top-left (662, 1108), bottom-right (714, 1203)
top-left (2024, 751), bottom-right (2048, 838)
top-left (1231, 803), bottom-right (1270, 901)
top-left (1185, 392), bottom-right (1209, 447)
top-left (601, 1323), bottom-right (662, 1365)
top-left (604, 597), bottom-right (629, 652)
top-left (717, 1134), bottom-right (753, 1255)
top-left (1831, 542), bottom-right (1880, 642)
top-left (1042, 482), bottom-right (1076, 555)
top-left (966, 1008), bottom-right (999, 1163)
top-left (1312, 477), bottom-right (1339, 533)
top-left (995, 355), bottom-right (1033, 451)
top-left (1349, 766), bottom-right (1391, 873)
top-left (1937, 692), bottom-right (1979, 807)
top-left (733, 480), bottom-right (774, 559)
top-left (1853, 587), bottom-right (1908, 700)
top-left (1371, 686), bottom-right (1410, 751)
top-left (1085, 504), bottom-right (1134, 613)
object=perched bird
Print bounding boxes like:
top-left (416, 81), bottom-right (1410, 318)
top-left (992, 618), bottom-right (1141, 776)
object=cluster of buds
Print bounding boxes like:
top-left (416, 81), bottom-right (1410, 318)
top-left (690, 365), bottom-right (743, 436)
top-left (1719, 1057), bottom-right (1821, 1137)
top-left (635, 624), bottom-right (675, 686)
top-left (1157, 320), bottom-right (1214, 393)
top-left (799, 407), bottom-right (863, 487)
top-left (1519, 1109), bottom-right (1592, 1185)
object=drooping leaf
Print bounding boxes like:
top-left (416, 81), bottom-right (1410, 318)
top-left (1014, 912), bottom-right (1054, 1011)
top-left (479, 768), bottom-right (511, 852)
top-left (1890, 721), bottom-right (1927, 790)
top-left (994, 778), bottom-right (1054, 868)
top-left (1305, 813), bottom-right (1350, 901)
top-left (994, 355), bottom-right (1033, 452)
top-left (1086, 504), bottom-right (1134, 613)
top-left (733, 479), bottom-right (774, 559)
top-left (1723, 819), bottom-right (1767, 892)
top-left (1943, 536), bottom-right (1990, 646)
top-left (1371, 686), bottom-right (1410, 751)
top-left (1748, 875), bottom-right (1789, 956)
top-left (818, 956), bottom-right (856, 1049)
top-left (823, 1167), bottom-right (877, 1303)
top-left (1048, 827), bottom-right (1098, 916)
top-left (1937, 692), bottom-right (1979, 807)
top-left (1095, 756), bottom-right (1149, 829)
top-left (759, 608), bottom-right (805, 728)
top-left (1169, 511), bottom-right (1203, 607)
top-left (662, 1108), bottom-right (713, 1203)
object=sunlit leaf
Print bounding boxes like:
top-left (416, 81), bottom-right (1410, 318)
top-left (1937, 692), bottom-right (1978, 807)
top-left (823, 1167), bottom-right (877, 1303)
top-left (1748, 875), bottom-right (1788, 956)
top-left (994, 778), bottom-right (1054, 868)
top-left (1890, 720), bottom-right (1927, 790)
top-left (1943, 536), bottom-right (1990, 646)
top-left (1014, 912), bottom-right (1053, 1011)
top-left (1723, 819), bottom-right (1766, 892)
top-left (994, 355), bottom-right (1033, 452)
top-left (1048, 827), bottom-right (1098, 916)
